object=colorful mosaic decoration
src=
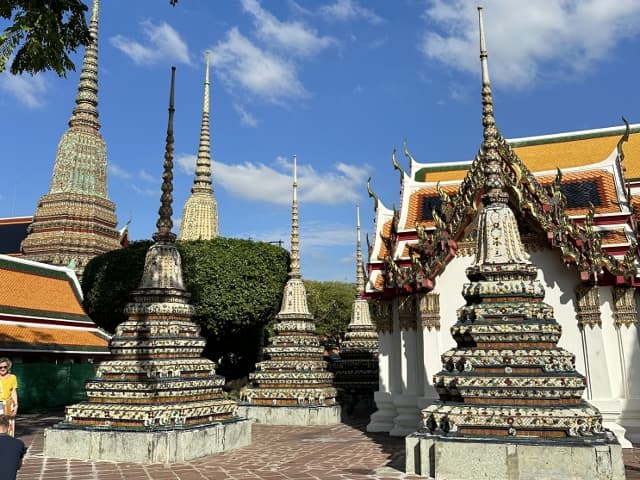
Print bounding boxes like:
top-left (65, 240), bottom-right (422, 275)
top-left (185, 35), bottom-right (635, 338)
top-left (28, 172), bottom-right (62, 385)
top-left (20, 0), bottom-right (120, 277)
top-left (244, 156), bottom-right (338, 407)
top-left (55, 68), bottom-right (237, 431)
top-left (421, 8), bottom-right (608, 440)
top-left (333, 206), bottom-right (378, 394)
top-left (178, 52), bottom-right (219, 241)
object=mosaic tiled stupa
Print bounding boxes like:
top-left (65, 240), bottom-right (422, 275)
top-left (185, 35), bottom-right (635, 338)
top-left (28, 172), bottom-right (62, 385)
top-left (44, 68), bottom-right (251, 463)
top-left (406, 8), bottom-right (625, 479)
top-left (238, 156), bottom-right (341, 425)
top-left (333, 205), bottom-right (378, 411)
top-left (21, 0), bottom-right (120, 277)
top-left (178, 52), bottom-right (219, 241)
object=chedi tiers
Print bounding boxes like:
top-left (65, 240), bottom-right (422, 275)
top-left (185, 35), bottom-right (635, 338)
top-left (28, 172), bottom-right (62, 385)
top-left (422, 7), bottom-right (607, 443)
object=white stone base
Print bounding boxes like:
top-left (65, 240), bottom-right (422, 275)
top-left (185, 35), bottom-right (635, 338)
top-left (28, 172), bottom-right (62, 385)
top-left (367, 391), bottom-right (396, 433)
top-left (390, 394), bottom-right (420, 437)
top-left (406, 433), bottom-right (625, 480)
top-left (237, 404), bottom-right (341, 425)
top-left (44, 419), bottom-right (252, 463)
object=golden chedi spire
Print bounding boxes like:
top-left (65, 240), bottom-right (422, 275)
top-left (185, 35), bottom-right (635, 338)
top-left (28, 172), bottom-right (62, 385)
top-left (178, 52), bottom-right (219, 240)
top-left (21, 0), bottom-right (120, 277)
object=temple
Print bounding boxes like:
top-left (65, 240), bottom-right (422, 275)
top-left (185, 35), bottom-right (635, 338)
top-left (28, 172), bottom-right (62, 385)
top-left (238, 155), bottom-right (341, 425)
top-left (21, 0), bottom-right (120, 277)
top-left (366, 7), bottom-right (629, 478)
top-left (178, 52), bottom-right (219, 241)
top-left (43, 67), bottom-right (250, 463)
top-left (332, 205), bottom-right (378, 415)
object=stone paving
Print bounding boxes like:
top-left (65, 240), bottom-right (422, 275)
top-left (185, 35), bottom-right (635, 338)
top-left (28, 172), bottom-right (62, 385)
top-left (13, 412), bottom-right (640, 479)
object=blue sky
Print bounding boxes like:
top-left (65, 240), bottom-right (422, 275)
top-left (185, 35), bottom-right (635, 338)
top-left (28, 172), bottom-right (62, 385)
top-left (2, 0), bottom-right (640, 282)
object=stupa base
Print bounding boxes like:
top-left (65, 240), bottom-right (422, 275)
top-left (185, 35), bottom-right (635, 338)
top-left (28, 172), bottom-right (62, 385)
top-left (43, 418), bottom-right (252, 463)
top-left (405, 432), bottom-right (625, 479)
top-left (237, 404), bottom-right (341, 425)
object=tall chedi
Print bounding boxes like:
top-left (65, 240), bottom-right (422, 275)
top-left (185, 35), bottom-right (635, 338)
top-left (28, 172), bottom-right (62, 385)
top-left (333, 205), bottom-right (378, 415)
top-left (21, 0), bottom-right (120, 276)
top-left (178, 51), bottom-right (219, 240)
top-left (43, 68), bottom-right (251, 463)
top-left (406, 7), bottom-right (624, 479)
top-left (238, 155), bottom-right (341, 425)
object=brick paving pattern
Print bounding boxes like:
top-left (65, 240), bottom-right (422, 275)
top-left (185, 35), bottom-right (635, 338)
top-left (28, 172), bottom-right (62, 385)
top-left (14, 412), bottom-right (640, 479)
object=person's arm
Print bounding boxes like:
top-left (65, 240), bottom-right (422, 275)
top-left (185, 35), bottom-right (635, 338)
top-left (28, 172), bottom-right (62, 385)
top-left (10, 378), bottom-right (18, 415)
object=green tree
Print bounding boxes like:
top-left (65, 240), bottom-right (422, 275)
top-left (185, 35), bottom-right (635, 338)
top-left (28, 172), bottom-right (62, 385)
top-left (304, 280), bottom-right (356, 348)
top-left (82, 238), bottom-right (289, 380)
top-left (0, 0), bottom-right (177, 76)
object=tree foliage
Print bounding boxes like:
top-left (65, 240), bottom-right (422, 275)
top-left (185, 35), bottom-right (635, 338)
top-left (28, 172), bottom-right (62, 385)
top-left (304, 280), bottom-right (356, 347)
top-left (82, 238), bottom-right (290, 379)
top-left (0, 0), bottom-right (91, 76)
top-left (0, 0), bottom-right (177, 77)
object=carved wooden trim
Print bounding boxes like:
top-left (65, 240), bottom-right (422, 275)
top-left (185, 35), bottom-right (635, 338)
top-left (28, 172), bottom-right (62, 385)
top-left (612, 287), bottom-right (638, 329)
top-left (575, 285), bottom-right (601, 330)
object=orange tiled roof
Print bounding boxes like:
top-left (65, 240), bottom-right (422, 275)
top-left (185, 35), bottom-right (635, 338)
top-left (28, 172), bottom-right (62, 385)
top-left (377, 220), bottom-right (393, 261)
top-left (600, 229), bottom-right (629, 246)
top-left (0, 324), bottom-right (108, 351)
top-left (0, 268), bottom-right (85, 317)
top-left (405, 185), bottom-right (459, 229)
top-left (536, 170), bottom-right (620, 215)
top-left (416, 129), bottom-right (640, 183)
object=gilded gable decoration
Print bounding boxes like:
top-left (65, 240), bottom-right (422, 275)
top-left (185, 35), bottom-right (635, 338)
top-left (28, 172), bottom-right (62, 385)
top-left (575, 285), bottom-right (602, 329)
top-left (612, 287), bottom-right (638, 329)
top-left (418, 293), bottom-right (440, 331)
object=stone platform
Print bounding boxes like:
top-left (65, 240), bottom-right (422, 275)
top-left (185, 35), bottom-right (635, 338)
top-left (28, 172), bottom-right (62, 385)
top-left (43, 418), bottom-right (251, 463)
top-left (237, 404), bottom-right (341, 426)
top-left (406, 432), bottom-right (626, 480)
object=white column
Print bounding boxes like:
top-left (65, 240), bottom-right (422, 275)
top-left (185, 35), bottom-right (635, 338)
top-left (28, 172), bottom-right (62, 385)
top-left (367, 300), bottom-right (396, 432)
top-left (390, 295), bottom-right (421, 436)
top-left (417, 293), bottom-right (441, 410)
top-left (612, 287), bottom-right (640, 444)
top-left (575, 285), bottom-right (628, 445)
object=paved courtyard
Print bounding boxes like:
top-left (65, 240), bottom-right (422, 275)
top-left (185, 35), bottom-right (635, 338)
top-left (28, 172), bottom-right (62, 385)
top-left (14, 412), bottom-right (640, 479)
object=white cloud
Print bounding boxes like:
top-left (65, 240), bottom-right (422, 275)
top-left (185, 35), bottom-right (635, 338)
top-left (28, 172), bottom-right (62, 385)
top-left (212, 156), bottom-right (370, 205)
top-left (241, 0), bottom-right (336, 57)
top-left (131, 184), bottom-right (157, 197)
top-left (138, 170), bottom-right (156, 183)
top-left (242, 221), bottom-right (354, 250)
top-left (175, 153), bottom-right (197, 175)
top-left (108, 163), bottom-right (132, 179)
top-left (421, 0), bottom-right (640, 89)
top-left (233, 103), bottom-right (259, 127)
top-left (110, 20), bottom-right (191, 66)
top-left (0, 73), bottom-right (47, 108)
top-left (320, 0), bottom-right (384, 25)
top-left (210, 28), bottom-right (306, 104)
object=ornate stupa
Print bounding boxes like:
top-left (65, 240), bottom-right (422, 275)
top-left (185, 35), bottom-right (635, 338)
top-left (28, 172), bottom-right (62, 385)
top-left (21, 0), bottom-right (120, 276)
top-left (239, 155), bottom-right (341, 425)
top-left (178, 52), bottom-right (219, 240)
top-left (333, 205), bottom-right (378, 411)
top-left (406, 8), bottom-right (625, 479)
top-left (44, 68), bottom-right (250, 463)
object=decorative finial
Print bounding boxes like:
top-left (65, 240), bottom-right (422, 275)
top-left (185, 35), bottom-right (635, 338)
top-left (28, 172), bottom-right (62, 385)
top-left (289, 154), bottom-right (301, 277)
top-left (69, 0), bottom-right (101, 131)
top-left (356, 204), bottom-right (365, 295)
top-left (477, 5), bottom-right (505, 203)
top-left (191, 51), bottom-right (213, 194)
top-left (367, 177), bottom-right (379, 211)
top-left (154, 66), bottom-right (177, 243)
